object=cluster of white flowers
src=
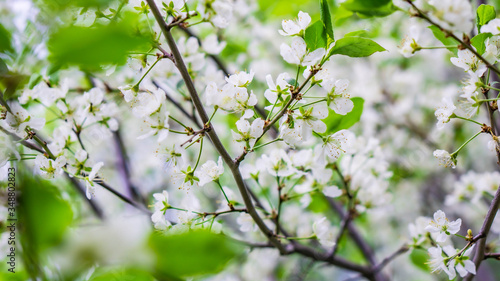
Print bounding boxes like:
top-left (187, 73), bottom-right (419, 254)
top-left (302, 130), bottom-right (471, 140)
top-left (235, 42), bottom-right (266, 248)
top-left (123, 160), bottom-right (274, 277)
top-left (445, 171), bottom-right (500, 205)
top-left (407, 210), bottom-right (475, 280)
top-left (205, 70), bottom-right (257, 117)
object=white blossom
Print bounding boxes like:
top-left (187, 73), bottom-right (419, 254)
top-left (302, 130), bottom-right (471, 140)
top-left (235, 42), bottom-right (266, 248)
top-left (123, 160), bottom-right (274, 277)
top-left (433, 149), bottom-right (456, 169)
top-left (196, 156), bottom-right (224, 186)
top-left (435, 97), bottom-right (456, 129)
top-left (85, 162), bottom-right (104, 199)
top-left (280, 37), bottom-right (325, 66)
top-left (481, 18), bottom-right (500, 35)
top-left (321, 79), bottom-right (353, 115)
top-left (34, 155), bottom-right (66, 179)
top-left (425, 210), bottom-right (461, 243)
top-left (202, 34), bottom-right (227, 55)
top-left (151, 190), bottom-right (171, 230)
top-left (312, 217), bottom-right (336, 248)
top-left (399, 25), bottom-right (420, 58)
top-left (318, 130), bottom-right (355, 162)
top-left (232, 118), bottom-right (264, 148)
top-left (451, 49), bottom-right (487, 77)
top-left (278, 11), bottom-right (311, 36)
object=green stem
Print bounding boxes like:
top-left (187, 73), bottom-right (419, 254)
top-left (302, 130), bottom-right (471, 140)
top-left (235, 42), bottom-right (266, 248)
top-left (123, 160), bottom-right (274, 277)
top-left (483, 85), bottom-right (500, 93)
top-left (169, 115), bottom-right (188, 129)
top-left (215, 179), bottom-right (232, 207)
top-left (452, 115), bottom-right (483, 126)
top-left (418, 46), bottom-right (457, 50)
top-left (168, 129), bottom-right (188, 134)
top-left (207, 106), bottom-right (218, 124)
top-left (451, 130), bottom-right (483, 157)
top-left (292, 98), bottom-right (327, 110)
top-left (252, 138), bottom-right (282, 150)
top-left (193, 137), bottom-right (204, 171)
top-left (169, 206), bottom-right (203, 215)
top-left (133, 56), bottom-right (162, 89)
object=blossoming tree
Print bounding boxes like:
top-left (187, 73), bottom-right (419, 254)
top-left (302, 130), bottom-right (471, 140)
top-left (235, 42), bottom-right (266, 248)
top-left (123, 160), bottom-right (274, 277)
top-left (2, 0), bottom-right (500, 280)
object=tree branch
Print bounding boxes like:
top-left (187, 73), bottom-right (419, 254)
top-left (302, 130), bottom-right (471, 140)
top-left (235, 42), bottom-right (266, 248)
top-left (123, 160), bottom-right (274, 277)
top-left (145, 0), bottom-right (287, 253)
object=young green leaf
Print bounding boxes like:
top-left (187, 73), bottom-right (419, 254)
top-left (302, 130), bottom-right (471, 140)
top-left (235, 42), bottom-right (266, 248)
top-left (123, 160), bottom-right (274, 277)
top-left (341, 0), bottom-right (397, 18)
top-left (305, 20), bottom-right (328, 50)
top-left (326, 97), bottom-right (364, 133)
top-left (18, 175), bottom-right (73, 254)
top-left (328, 37), bottom-right (385, 58)
top-left (471, 33), bottom-right (493, 55)
top-left (320, 0), bottom-right (334, 42)
top-left (0, 24), bottom-right (13, 54)
top-left (48, 15), bottom-right (150, 70)
top-left (477, 4), bottom-right (496, 32)
top-left (149, 230), bottom-right (244, 278)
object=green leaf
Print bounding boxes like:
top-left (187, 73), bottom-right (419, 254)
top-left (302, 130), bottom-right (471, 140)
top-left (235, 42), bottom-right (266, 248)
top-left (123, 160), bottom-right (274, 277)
top-left (326, 97), bottom-right (364, 133)
top-left (344, 30), bottom-right (368, 37)
top-left (428, 25), bottom-right (458, 55)
top-left (477, 4), bottom-right (496, 32)
top-left (88, 267), bottom-right (155, 281)
top-left (28, 73), bottom-right (43, 89)
top-left (0, 23), bottom-right (13, 53)
top-left (307, 193), bottom-right (330, 213)
top-left (18, 175), bottom-right (73, 254)
top-left (320, 0), bottom-right (334, 42)
top-left (341, 0), bottom-right (397, 18)
top-left (149, 230), bottom-right (244, 278)
top-left (471, 33), bottom-right (493, 55)
top-left (48, 15), bottom-right (150, 70)
top-left (328, 37), bottom-right (385, 58)
top-left (305, 20), bottom-right (328, 50)
top-left (409, 248), bottom-right (430, 272)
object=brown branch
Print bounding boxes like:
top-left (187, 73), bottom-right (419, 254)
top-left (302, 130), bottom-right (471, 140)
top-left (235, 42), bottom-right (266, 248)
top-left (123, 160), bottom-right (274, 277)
top-left (406, 0), bottom-right (500, 76)
top-left (145, 0), bottom-right (287, 253)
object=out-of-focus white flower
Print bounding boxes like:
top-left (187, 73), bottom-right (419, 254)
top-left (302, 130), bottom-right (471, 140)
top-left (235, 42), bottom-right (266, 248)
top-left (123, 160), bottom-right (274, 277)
top-left (278, 11), bottom-right (311, 36)
top-left (435, 97), bottom-right (456, 129)
top-left (137, 110), bottom-right (170, 142)
top-left (196, 157), bottom-right (224, 186)
top-left (425, 210), bottom-right (461, 243)
top-left (408, 216), bottom-right (431, 245)
top-left (399, 25), bottom-right (421, 58)
top-left (236, 213), bottom-right (256, 232)
top-left (198, 0), bottom-right (233, 29)
top-left (84, 162), bottom-right (104, 199)
top-left (202, 34), bottom-right (226, 54)
top-left (323, 185), bottom-right (342, 198)
top-left (433, 150), bottom-right (456, 169)
top-left (151, 190), bottom-right (171, 230)
top-left (427, 0), bottom-right (473, 34)
top-left (280, 37), bottom-right (325, 66)
top-left (130, 88), bottom-right (166, 118)
top-left (4, 102), bottom-right (45, 135)
top-left (481, 18), bottom-right (500, 35)
top-left (312, 217), bottom-right (336, 248)
top-left (321, 79), bottom-right (353, 115)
